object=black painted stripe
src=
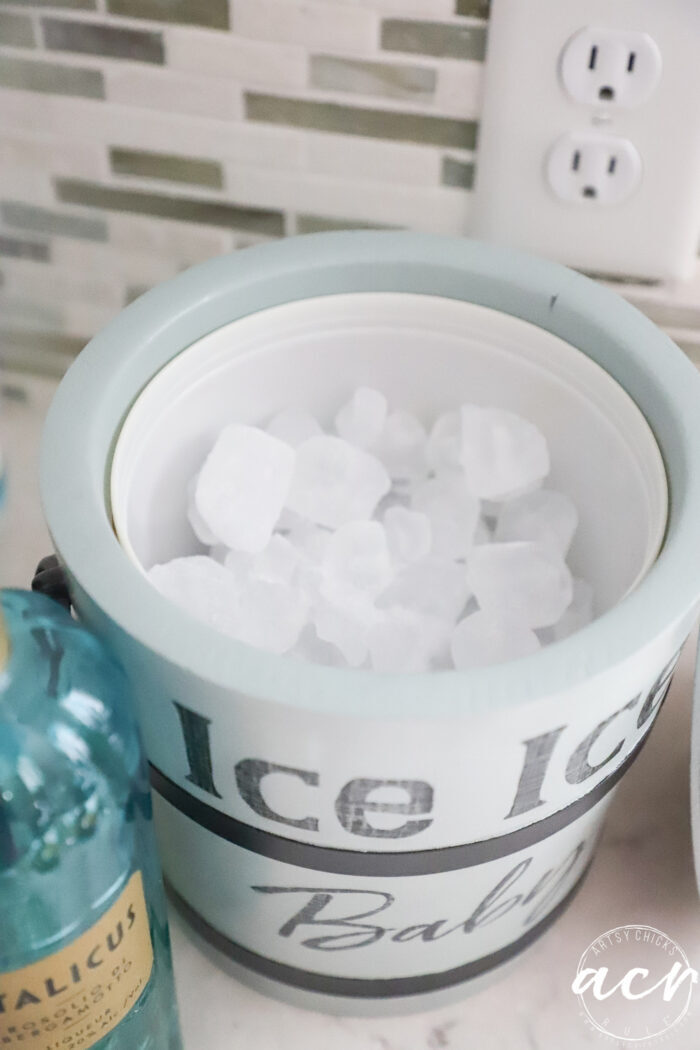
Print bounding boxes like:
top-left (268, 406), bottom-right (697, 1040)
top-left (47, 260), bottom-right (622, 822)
top-left (167, 861), bottom-right (591, 999)
top-left (149, 724), bottom-right (650, 877)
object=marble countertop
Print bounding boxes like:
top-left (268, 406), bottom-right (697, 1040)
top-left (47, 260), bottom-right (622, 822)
top-left (3, 371), bottom-right (700, 1050)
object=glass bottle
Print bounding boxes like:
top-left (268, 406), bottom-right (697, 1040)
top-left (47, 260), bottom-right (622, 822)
top-left (0, 588), bottom-right (183, 1050)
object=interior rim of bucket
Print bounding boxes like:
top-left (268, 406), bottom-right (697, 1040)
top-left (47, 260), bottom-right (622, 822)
top-left (39, 233), bottom-right (700, 718)
top-left (109, 291), bottom-right (668, 618)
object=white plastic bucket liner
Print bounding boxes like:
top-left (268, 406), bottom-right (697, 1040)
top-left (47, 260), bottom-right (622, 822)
top-left (111, 293), bottom-right (666, 614)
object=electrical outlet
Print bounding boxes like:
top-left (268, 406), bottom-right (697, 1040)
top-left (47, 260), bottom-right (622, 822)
top-left (546, 133), bottom-right (642, 205)
top-left (472, 0), bottom-right (700, 281)
top-left (560, 27), bottom-right (662, 108)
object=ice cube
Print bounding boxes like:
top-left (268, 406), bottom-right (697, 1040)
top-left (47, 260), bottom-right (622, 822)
top-left (390, 477), bottom-right (416, 498)
top-left (176, 395), bottom-right (588, 667)
top-left (375, 487), bottom-right (411, 520)
top-left (286, 517), bottom-right (332, 565)
top-left (194, 424), bottom-right (295, 553)
top-left (223, 549), bottom-right (249, 577)
top-left (411, 471), bottom-right (480, 560)
top-left (286, 435), bottom-right (390, 528)
top-left (209, 543), bottom-right (230, 564)
top-left (451, 610), bottom-right (541, 669)
top-left (278, 502), bottom-right (312, 532)
top-left (296, 559), bottom-right (322, 609)
top-left (553, 578), bottom-right (594, 641)
top-left (460, 405), bottom-right (550, 500)
top-left (321, 521), bottom-right (393, 599)
top-left (313, 594), bottom-right (376, 667)
top-left (149, 554), bottom-right (307, 653)
top-left (379, 556), bottom-right (470, 623)
top-left (334, 387), bottom-right (387, 449)
top-left (383, 506), bottom-right (432, 563)
top-left (368, 609), bottom-right (436, 673)
top-left (467, 541), bottom-right (573, 628)
top-left (374, 606), bottom-right (453, 672)
top-left (425, 411), bottom-right (462, 472)
top-left (287, 521), bottom-right (332, 604)
top-left (148, 556), bottom-right (239, 635)
top-left (225, 533), bottom-right (301, 586)
top-left (480, 500), bottom-right (502, 523)
top-left (299, 526), bottom-right (332, 563)
top-left (231, 578), bottom-right (308, 654)
top-left (267, 408), bottom-right (322, 447)
top-left (495, 489), bottom-right (578, 555)
top-left (255, 534), bottom-right (301, 584)
top-left (376, 411), bottom-right (428, 481)
top-left (187, 476), bottom-right (219, 545)
top-left (474, 517), bottom-right (493, 546)
top-left (292, 624), bottom-right (345, 667)
top-left (285, 516), bottom-right (317, 548)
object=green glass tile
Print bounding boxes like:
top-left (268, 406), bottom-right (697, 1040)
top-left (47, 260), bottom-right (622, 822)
top-left (580, 270), bottom-right (659, 288)
top-left (55, 179), bottom-right (285, 236)
top-left (124, 284), bottom-right (150, 305)
top-left (42, 16), bottom-right (164, 64)
top-left (1, 383), bottom-right (29, 402)
top-left (455, 0), bottom-right (490, 18)
top-left (310, 54), bottom-right (436, 102)
top-left (246, 93), bottom-right (477, 150)
top-left (0, 55), bottom-right (104, 98)
top-left (0, 11), bottom-right (35, 47)
top-left (1, 201), bottom-right (108, 241)
top-left (625, 299), bottom-right (700, 329)
top-left (110, 148), bottom-right (223, 189)
top-left (296, 215), bottom-right (396, 235)
top-left (442, 156), bottom-right (474, 189)
top-left (107, 0), bottom-right (228, 30)
top-left (674, 339), bottom-right (700, 365)
top-left (0, 0), bottom-right (94, 7)
top-left (0, 327), bottom-right (87, 376)
top-left (381, 19), bottom-right (487, 61)
top-left (0, 234), bottom-right (49, 262)
top-left (0, 327), bottom-right (86, 356)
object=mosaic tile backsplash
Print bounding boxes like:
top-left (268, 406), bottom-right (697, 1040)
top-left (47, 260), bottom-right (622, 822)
top-left (0, 0), bottom-right (699, 374)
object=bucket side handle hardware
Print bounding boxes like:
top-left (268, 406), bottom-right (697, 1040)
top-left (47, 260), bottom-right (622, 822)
top-left (32, 554), bottom-right (72, 612)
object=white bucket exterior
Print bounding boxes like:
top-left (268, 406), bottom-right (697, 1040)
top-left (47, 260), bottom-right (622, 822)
top-left (39, 234), bottom-right (700, 1015)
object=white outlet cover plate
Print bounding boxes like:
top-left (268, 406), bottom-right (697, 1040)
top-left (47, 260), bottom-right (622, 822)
top-left (472, 0), bottom-right (700, 281)
top-left (546, 133), bottom-right (642, 205)
top-left (560, 27), bottom-right (662, 108)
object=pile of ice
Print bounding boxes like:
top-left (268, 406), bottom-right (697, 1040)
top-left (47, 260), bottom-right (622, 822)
top-left (148, 388), bottom-right (594, 671)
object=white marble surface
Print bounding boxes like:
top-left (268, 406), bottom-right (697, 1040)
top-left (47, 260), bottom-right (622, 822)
top-left (3, 371), bottom-right (700, 1050)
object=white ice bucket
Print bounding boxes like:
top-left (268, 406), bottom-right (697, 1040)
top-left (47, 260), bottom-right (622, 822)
top-left (40, 233), bottom-right (700, 1015)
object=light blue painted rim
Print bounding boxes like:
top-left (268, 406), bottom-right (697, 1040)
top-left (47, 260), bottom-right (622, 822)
top-left (40, 232), bottom-right (700, 718)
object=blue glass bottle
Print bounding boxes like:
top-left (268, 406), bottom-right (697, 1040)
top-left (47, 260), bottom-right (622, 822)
top-left (0, 589), bottom-right (183, 1050)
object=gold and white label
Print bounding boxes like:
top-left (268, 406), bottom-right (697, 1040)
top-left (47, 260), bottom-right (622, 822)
top-left (0, 871), bottom-right (153, 1050)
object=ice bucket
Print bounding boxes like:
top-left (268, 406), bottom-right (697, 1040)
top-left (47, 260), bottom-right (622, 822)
top-left (39, 233), bottom-right (700, 1015)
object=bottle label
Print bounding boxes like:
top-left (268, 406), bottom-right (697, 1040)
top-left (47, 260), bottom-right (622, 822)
top-left (0, 870), bottom-right (154, 1049)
